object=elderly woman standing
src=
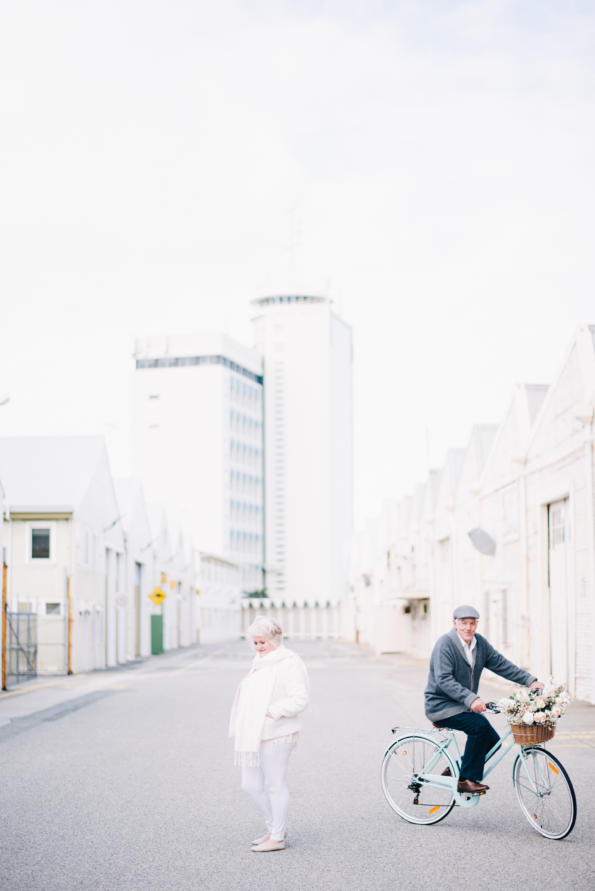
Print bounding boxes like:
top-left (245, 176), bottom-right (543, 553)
top-left (229, 616), bottom-right (309, 852)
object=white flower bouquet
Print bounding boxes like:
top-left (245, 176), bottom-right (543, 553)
top-left (498, 680), bottom-right (570, 744)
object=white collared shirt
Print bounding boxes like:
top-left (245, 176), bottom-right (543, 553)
top-left (457, 632), bottom-right (476, 666)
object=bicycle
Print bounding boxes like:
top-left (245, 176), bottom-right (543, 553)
top-left (381, 702), bottom-right (577, 839)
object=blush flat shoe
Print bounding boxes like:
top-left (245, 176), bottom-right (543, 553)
top-left (252, 839), bottom-right (285, 852)
top-left (251, 833), bottom-right (270, 846)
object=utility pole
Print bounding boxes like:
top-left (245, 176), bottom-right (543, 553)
top-left (2, 554), bottom-right (7, 690)
top-left (66, 575), bottom-right (73, 675)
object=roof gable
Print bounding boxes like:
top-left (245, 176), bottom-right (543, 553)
top-left (422, 468), bottom-right (442, 521)
top-left (527, 326), bottom-right (595, 460)
top-left (480, 384), bottom-right (548, 491)
top-left (114, 477), bottom-right (152, 548)
top-left (434, 449), bottom-right (465, 539)
top-left (456, 425), bottom-right (498, 505)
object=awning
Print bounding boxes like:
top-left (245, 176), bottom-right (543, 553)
top-left (381, 592), bottom-right (429, 605)
top-left (401, 591), bottom-right (430, 601)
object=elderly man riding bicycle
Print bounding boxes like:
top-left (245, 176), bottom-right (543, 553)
top-left (424, 605), bottom-right (544, 794)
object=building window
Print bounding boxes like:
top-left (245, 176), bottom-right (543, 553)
top-left (549, 501), bottom-right (568, 547)
top-left (46, 602), bottom-right (62, 616)
top-left (32, 528), bottom-right (51, 559)
top-left (28, 524), bottom-right (55, 562)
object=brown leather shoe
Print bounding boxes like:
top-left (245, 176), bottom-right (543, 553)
top-left (457, 778), bottom-right (489, 794)
top-left (441, 766), bottom-right (452, 776)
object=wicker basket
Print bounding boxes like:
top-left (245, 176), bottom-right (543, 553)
top-left (510, 723), bottom-right (555, 745)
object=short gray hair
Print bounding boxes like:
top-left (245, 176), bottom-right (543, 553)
top-left (246, 615), bottom-right (283, 646)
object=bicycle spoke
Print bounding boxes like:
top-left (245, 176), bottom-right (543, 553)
top-left (381, 735), bottom-right (455, 825)
top-left (513, 748), bottom-right (576, 840)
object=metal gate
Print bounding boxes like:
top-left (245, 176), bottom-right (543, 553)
top-left (7, 611), bottom-right (38, 684)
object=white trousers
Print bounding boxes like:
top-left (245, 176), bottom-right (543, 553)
top-left (241, 739), bottom-right (294, 841)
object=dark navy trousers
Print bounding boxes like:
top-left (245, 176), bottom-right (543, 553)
top-left (435, 711), bottom-right (500, 782)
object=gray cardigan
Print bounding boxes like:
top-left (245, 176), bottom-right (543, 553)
top-left (424, 628), bottom-right (536, 722)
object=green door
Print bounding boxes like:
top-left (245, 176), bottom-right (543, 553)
top-left (151, 614), bottom-right (163, 655)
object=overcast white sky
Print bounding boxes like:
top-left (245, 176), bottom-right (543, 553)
top-left (1, 1), bottom-right (594, 526)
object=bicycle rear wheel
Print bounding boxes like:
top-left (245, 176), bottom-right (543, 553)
top-left (512, 746), bottom-right (577, 839)
top-left (381, 734), bottom-right (456, 825)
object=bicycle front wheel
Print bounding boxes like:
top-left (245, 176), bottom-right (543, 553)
top-left (381, 735), bottom-right (456, 825)
top-left (512, 746), bottom-right (577, 839)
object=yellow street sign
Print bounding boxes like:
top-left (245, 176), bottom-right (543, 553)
top-left (149, 587), bottom-right (167, 605)
top-left (160, 572), bottom-right (167, 585)
top-left (195, 588), bottom-right (200, 596)
top-left (169, 579), bottom-right (177, 590)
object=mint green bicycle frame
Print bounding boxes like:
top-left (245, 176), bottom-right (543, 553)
top-left (421, 725), bottom-right (542, 808)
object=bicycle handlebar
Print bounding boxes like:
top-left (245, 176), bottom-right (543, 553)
top-left (485, 701), bottom-right (501, 714)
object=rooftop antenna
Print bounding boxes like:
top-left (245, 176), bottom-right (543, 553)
top-left (287, 201), bottom-right (302, 285)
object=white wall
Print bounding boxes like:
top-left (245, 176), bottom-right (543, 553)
top-left (114, 478), bottom-right (153, 662)
top-left (4, 516), bottom-right (71, 673)
top-left (75, 451), bottom-right (126, 669)
top-left (198, 553), bottom-right (241, 643)
top-left (134, 361), bottom-right (225, 552)
top-left (241, 598), bottom-right (340, 640)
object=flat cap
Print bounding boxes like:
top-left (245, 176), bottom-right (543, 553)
top-left (453, 604), bottom-right (480, 620)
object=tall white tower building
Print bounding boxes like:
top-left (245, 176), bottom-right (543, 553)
top-left (133, 332), bottom-right (264, 593)
top-left (252, 295), bottom-right (353, 606)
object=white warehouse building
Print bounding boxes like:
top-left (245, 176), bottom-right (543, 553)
top-left (345, 325), bottom-right (595, 704)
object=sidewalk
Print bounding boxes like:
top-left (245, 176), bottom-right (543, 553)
top-left (0, 642), bottom-right (210, 738)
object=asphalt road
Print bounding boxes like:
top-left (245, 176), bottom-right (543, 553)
top-left (1, 639), bottom-right (594, 891)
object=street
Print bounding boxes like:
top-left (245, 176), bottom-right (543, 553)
top-left (1, 639), bottom-right (594, 891)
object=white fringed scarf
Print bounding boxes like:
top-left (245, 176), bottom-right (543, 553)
top-left (229, 646), bottom-right (294, 766)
